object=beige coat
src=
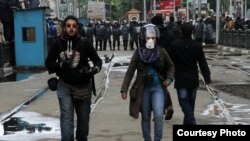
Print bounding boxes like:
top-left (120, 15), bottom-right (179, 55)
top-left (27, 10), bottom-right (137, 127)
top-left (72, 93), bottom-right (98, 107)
top-left (121, 48), bottom-right (175, 119)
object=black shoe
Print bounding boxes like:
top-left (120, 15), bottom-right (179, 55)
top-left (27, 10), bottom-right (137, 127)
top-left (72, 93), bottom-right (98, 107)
top-left (165, 109), bottom-right (174, 120)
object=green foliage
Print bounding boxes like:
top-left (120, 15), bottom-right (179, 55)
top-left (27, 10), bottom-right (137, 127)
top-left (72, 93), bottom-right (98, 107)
top-left (109, 0), bottom-right (144, 21)
top-left (208, 0), bottom-right (228, 11)
top-left (207, 0), bottom-right (216, 11)
top-left (93, 0), bottom-right (151, 20)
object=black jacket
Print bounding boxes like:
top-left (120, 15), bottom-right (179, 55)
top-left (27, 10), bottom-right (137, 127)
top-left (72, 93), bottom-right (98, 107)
top-left (45, 35), bottom-right (102, 85)
top-left (157, 25), bottom-right (174, 51)
top-left (168, 37), bottom-right (211, 88)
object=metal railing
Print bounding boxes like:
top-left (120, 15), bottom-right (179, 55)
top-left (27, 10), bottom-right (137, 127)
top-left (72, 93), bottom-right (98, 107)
top-left (219, 30), bottom-right (250, 49)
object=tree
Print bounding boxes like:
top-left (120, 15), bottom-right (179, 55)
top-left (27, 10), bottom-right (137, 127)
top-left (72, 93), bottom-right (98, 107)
top-left (208, 0), bottom-right (229, 11)
top-left (104, 0), bottom-right (162, 21)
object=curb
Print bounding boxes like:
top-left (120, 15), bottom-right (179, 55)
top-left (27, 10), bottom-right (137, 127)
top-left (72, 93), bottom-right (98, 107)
top-left (217, 45), bottom-right (250, 55)
top-left (91, 52), bottom-right (115, 113)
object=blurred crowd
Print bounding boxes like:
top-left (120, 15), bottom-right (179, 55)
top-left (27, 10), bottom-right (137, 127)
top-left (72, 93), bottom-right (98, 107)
top-left (221, 15), bottom-right (250, 31)
top-left (46, 15), bottom-right (222, 52)
top-left (40, 14), bottom-right (250, 53)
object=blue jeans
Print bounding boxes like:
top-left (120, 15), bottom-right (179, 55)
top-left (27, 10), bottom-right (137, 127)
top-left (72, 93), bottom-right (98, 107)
top-left (176, 88), bottom-right (197, 125)
top-left (141, 84), bottom-right (165, 141)
top-left (57, 81), bottom-right (91, 141)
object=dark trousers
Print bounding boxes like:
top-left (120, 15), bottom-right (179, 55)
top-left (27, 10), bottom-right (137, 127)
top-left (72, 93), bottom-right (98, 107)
top-left (113, 38), bottom-right (120, 50)
top-left (95, 39), bottom-right (103, 50)
top-left (130, 39), bottom-right (138, 50)
top-left (123, 40), bottom-right (128, 50)
top-left (177, 88), bottom-right (197, 125)
top-left (57, 81), bottom-right (91, 141)
top-left (104, 39), bottom-right (111, 51)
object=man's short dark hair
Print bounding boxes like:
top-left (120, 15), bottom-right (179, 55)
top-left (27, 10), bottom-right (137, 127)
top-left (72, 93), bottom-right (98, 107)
top-left (181, 22), bottom-right (193, 37)
top-left (170, 16), bottom-right (175, 22)
top-left (62, 15), bottom-right (78, 27)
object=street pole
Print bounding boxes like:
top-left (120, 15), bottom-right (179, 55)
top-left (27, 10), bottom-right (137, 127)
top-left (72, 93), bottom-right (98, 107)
top-left (198, 0), bottom-right (201, 18)
top-left (241, 0), bottom-right (244, 17)
top-left (55, 0), bottom-right (60, 18)
top-left (66, 0), bottom-right (69, 16)
top-left (230, 0), bottom-right (232, 15)
top-left (187, 1), bottom-right (189, 21)
top-left (240, 0), bottom-right (244, 17)
top-left (216, 0), bottom-right (220, 44)
top-left (174, 0), bottom-right (176, 19)
top-left (73, 0), bottom-right (76, 17)
top-left (153, 0), bottom-right (156, 16)
top-left (193, 0), bottom-right (196, 20)
top-left (143, 0), bottom-right (147, 21)
top-left (245, 0), bottom-right (247, 18)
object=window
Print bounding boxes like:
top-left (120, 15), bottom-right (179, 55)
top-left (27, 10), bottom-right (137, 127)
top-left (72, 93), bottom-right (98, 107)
top-left (22, 27), bottom-right (36, 42)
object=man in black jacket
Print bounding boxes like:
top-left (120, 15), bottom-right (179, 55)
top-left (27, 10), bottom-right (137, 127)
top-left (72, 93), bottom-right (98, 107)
top-left (168, 22), bottom-right (211, 125)
top-left (45, 15), bottom-right (102, 141)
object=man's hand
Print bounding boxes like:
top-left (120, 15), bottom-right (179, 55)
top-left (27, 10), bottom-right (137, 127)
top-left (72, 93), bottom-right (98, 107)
top-left (121, 92), bottom-right (127, 100)
top-left (162, 80), bottom-right (171, 87)
top-left (205, 80), bottom-right (211, 85)
top-left (60, 60), bottom-right (71, 70)
top-left (85, 66), bottom-right (100, 76)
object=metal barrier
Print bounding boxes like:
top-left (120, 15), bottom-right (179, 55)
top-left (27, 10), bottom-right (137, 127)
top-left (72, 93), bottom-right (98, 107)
top-left (247, 31), bottom-right (250, 49)
top-left (232, 30), bottom-right (237, 47)
top-left (220, 30), bottom-right (250, 49)
top-left (0, 43), bottom-right (11, 67)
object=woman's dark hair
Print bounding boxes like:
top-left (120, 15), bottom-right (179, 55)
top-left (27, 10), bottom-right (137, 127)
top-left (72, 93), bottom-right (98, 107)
top-left (62, 15), bottom-right (78, 27)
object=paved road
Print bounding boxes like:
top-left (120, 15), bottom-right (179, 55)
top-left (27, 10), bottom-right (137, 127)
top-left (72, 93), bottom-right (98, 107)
top-left (0, 47), bottom-right (249, 141)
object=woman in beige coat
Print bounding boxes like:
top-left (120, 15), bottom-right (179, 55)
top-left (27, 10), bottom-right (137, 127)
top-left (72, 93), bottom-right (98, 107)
top-left (120, 24), bottom-right (174, 141)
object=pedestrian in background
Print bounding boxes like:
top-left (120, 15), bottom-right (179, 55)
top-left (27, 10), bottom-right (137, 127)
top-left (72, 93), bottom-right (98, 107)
top-left (45, 15), bottom-right (102, 141)
top-left (129, 20), bottom-right (139, 50)
top-left (166, 16), bottom-right (181, 40)
top-left (94, 20), bottom-right (105, 50)
top-left (47, 18), bottom-right (57, 48)
top-left (121, 20), bottom-right (130, 50)
top-left (85, 21), bottom-right (95, 47)
top-left (193, 18), bottom-right (204, 44)
top-left (204, 17), bottom-right (214, 45)
top-left (78, 22), bottom-right (86, 37)
top-left (103, 20), bottom-right (112, 51)
top-left (120, 24), bottom-right (174, 141)
top-left (54, 17), bottom-right (62, 37)
top-left (168, 22), bottom-right (211, 125)
top-left (112, 21), bottom-right (122, 50)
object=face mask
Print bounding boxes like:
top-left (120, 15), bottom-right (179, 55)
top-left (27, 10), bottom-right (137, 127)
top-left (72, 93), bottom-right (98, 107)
top-left (146, 39), bottom-right (155, 49)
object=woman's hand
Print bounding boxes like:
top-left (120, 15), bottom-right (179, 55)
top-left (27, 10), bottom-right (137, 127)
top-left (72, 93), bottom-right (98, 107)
top-left (121, 92), bottom-right (127, 100)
